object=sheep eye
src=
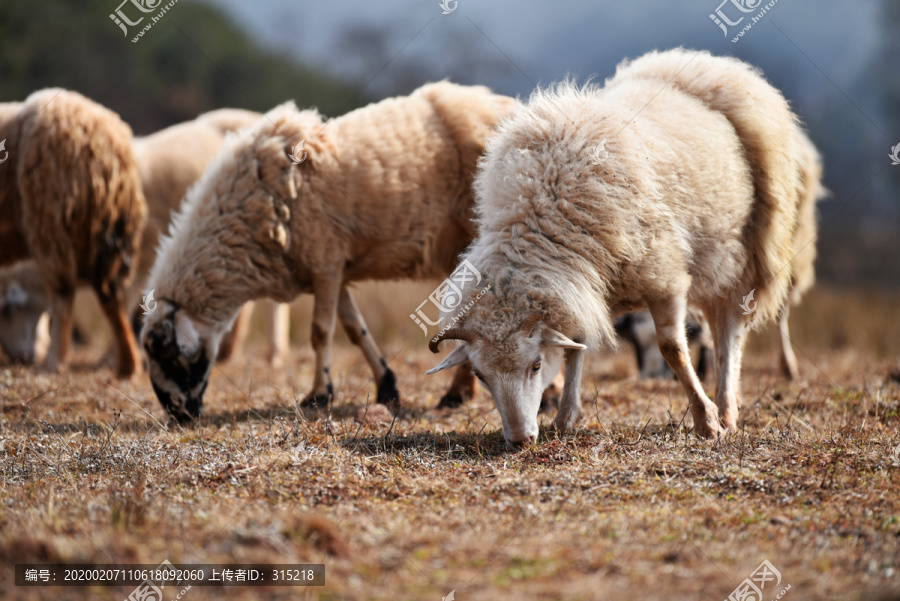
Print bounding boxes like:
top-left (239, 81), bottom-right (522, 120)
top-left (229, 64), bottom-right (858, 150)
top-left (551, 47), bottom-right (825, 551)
top-left (531, 358), bottom-right (541, 374)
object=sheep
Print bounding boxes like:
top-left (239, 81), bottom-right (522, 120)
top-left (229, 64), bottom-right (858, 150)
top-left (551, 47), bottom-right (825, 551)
top-left (0, 89), bottom-right (147, 378)
top-left (141, 81), bottom-right (518, 422)
top-left (426, 49), bottom-right (803, 446)
top-left (615, 128), bottom-right (824, 382)
top-left (0, 109), bottom-right (291, 367)
top-left (0, 260), bottom-right (50, 365)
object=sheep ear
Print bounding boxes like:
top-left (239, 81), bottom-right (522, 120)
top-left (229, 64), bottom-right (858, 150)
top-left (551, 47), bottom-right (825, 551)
top-left (541, 328), bottom-right (587, 350)
top-left (425, 344), bottom-right (470, 375)
top-left (174, 312), bottom-right (202, 360)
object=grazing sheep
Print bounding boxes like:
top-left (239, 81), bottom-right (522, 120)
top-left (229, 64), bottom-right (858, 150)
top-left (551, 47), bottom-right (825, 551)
top-left (141, 82), bottom-right (517, 422)
top-left (0, 109), bottom-right (290, 367)
top-left (0, 89), bottom-right (147, 378)
top-left (615, 128), bottom-right (824, 382)
top-left (427, 50), bottom-right (802, 446)
top-left (0, 260), bottom-right (50, 365)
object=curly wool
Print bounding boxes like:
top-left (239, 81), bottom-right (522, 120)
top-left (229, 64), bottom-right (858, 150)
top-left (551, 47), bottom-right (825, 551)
top-left (149, 82), bottom-right (517, 325)
top-left (459, 50), bottom-right (802, 349)
top-left (0, 89), bottom-right (146, 300)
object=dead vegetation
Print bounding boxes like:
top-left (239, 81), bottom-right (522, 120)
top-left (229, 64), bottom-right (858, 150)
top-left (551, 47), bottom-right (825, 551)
top-left (0, 287), bottom-right (899, 600)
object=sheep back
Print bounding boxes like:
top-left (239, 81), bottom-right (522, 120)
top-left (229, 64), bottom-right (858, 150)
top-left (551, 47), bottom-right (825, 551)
top-left (609, 48), bottom-right (801, 324)
top-left (16, 88), bottom-right (146, 300)
top-left (0, 102), bottom-right (27, 265)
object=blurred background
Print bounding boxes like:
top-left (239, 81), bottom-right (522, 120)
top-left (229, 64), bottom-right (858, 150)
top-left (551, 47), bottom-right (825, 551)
top-left (1, 0), bottom-right (898, 357)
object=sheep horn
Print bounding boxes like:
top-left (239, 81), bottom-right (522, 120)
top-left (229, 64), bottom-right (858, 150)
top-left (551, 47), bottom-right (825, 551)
top-left (429, 329), bottom-right (480, 354)
top-left (519, 311), bottom-right (546, 337)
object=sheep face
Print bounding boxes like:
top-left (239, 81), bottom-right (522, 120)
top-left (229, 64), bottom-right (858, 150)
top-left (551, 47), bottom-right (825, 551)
top-left (0, 279), bottom-right (46, 365)
top-left (428, 321), bottom-right (583, 447)
top-left (141, 300), bottom-right (219, 423)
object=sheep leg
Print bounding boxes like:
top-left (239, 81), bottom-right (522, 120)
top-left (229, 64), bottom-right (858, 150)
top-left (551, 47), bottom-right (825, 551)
top-left (217, 301), bottom-right (254, 362)
top-left (336, 287), bottom-right (400, 410)
top-left (550, 347), bottom-right (585, 432)
top-left (264, 301), bottom-right (291, 369)
top-left (538, 369), bottom-right (565, 414)
top-left (97, 290), bottom-right (141, 379)
top-left (693, 317), bottom-right (716, 383)
top-left (778, 304), bottom-right (800, 380)
top-left (44, 290), bottom-right (74, 373)
top-left (302, 272), bottom-right (342, 409)
top-left (712, 307), bottom-right (749, 431)
top-left (437, 363), bottom-right (476, 409)
top-left (647, 296), bottom-right (722, 438)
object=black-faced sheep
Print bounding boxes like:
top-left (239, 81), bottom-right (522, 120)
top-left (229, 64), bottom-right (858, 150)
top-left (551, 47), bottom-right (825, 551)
top-left (141, 82), bottom-right (517, 422)
top-left (0, 89), bottom-right (147, 378)
top-left (427, 50), bottom-right (803, 446)
top-left (0, 109), bottom-right (291, 367)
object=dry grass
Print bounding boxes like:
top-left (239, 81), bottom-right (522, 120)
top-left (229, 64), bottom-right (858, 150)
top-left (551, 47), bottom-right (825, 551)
top-left (1, 286), bottom-right (899, 601)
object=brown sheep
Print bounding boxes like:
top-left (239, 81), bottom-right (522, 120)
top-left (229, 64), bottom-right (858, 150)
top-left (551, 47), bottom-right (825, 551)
top-left (0, 89), bottom-right (146, 378)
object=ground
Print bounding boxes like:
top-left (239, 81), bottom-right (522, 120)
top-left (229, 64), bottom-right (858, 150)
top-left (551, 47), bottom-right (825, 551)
top-left (0, 286), bottom-right (899, 601)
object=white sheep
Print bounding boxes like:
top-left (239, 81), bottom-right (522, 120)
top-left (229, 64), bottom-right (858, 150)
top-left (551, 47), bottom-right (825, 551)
top-left (141, 82), bottom-right (517, 422)
top-left (427, 50), bottom-right (803, 446)
top-left (615, 127), bottom-right (824, 382)
top-left (0, 89), bottom-right (147, 377)
top-left (0, 109), bottom-right (291, 367)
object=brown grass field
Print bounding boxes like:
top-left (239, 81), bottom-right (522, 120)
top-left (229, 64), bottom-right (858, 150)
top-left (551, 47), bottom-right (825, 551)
top-left (1, 285), bottom-right (899, 601)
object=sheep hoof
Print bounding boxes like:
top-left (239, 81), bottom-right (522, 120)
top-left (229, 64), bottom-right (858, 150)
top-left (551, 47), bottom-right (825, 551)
top-left (549, 410), bottom-right (582, 433)
top-left (693, 419), bottom-right (724, 439)
top-left (302, 393), bottom-right (332, 410)
top-left (376, 368), bottom-right (400, 411)
top-left (437, 391), bottom-right (465, 409)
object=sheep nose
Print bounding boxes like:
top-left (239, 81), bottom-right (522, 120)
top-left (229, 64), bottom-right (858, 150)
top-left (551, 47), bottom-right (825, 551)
top-left (13, 350), bottom-right (34, 365)
top-left (507, 433), bottom-right (537, 449)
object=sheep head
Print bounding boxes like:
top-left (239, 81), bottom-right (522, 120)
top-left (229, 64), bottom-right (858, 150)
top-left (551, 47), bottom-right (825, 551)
top-left (427, 310), bottom-right (585, 448)
top-left (0, 263), bottom-right (50, 365)
top-left (141, 299), bottom-right (224, 423)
